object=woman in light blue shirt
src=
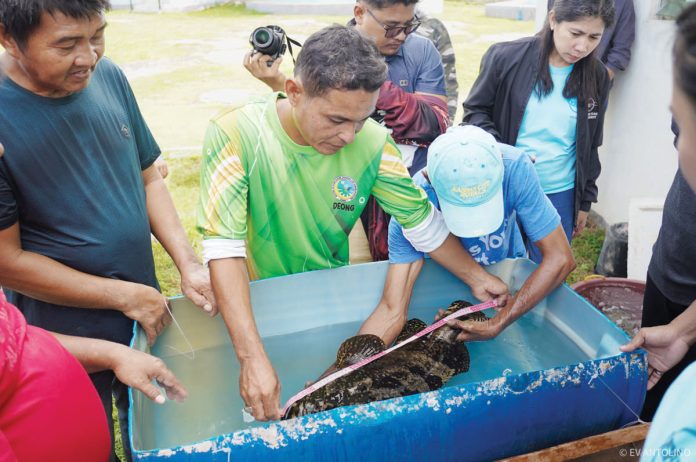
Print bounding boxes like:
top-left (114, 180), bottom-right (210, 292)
top-left (463, 0), bottom-right (614, 263)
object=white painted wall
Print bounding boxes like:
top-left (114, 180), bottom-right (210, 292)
top-left (418, 0), bottom-right (445, 16)
top-left (595, 1), bottom-right (676, 225)
top-left (628, 199), bottom-right (663, 279)
top-left (536, 0), bottom-right (677, 225)
top-left (111, 0), bottom-right (223, 12)
top-left (536, 0), bottom-right (547, 30)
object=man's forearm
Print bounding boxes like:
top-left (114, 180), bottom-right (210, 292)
top-left (496, 230), bottom-right (575, 329)
top-left (209, 258), bottom-right (267, 363)
top-left (357, 260), bottom-right (424, 345)
top-left (670, 300), bottom-right (696, 347)
top-left (429, 234), bottom-right (491, 289)
top-left (144, 168), bottom-right (200, 275)
top-left (0, 227), bottom-right (133, 310)
top-left (52, 332), bottom-right (127, 374)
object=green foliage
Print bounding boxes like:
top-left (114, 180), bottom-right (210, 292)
top-left (567, 225), bottom-right (605, 286)
top-left (113, 402), bottom-right (124, 461)
top-left (190, 3), bottom-right (265, 17)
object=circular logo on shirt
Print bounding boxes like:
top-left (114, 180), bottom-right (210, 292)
top-left (332, 176), bottom-right (358, 202)
top-left (587, 98), bottom-right (597, 113)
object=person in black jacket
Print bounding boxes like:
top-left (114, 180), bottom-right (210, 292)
top-left (463, 0), bottom-right (614, 263)
top-left (549, 0), bottom-right (635, 81)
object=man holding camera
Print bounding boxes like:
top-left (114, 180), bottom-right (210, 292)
top-left (245, 0), bottom-right (448, 162)
top-left (245, 0), bottom-right (450, 260)
top-left (199, 25), bottom-right (508, 422)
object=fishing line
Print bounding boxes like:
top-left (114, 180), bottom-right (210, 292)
top-left (594, 371), bottom-right (646, 425)
top-left (163, 300), bottom-right (196, 360)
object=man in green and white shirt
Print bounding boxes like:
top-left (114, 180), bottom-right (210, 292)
top-left (197, 25), bottom-right (508, 422)
top-left (199, 91), bottom-right (436, 280)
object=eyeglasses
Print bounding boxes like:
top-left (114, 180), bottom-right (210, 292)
top-left (365, 8), bottom-right (421, 39)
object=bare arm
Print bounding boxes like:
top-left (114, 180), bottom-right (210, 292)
top-left (305, 261), bottom-right (426, 384)
top-left (143, 164), bottom-right (216, 315)
top-left (52, 332), bottom-right (187, 404)
top-left (429, 233), bottom-right (510, 305)
top-left (0, 222), bottom-right (168, 345)
top-left (357, 259), bottom-right (425, 345)
top-left (209, 257), bottom-right (281, 421)
top-left (448, 226), bottom-right (575, 341)
top-left (358, 233), bottom-right (509, 350)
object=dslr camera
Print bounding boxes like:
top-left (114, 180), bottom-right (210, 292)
top-left (250, 25), bottom-right (287, 64)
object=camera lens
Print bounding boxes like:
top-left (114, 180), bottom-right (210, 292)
top-left (251, 26), bottom-right (281, 55)
top-left (253, 28), bottom-right (272, 46)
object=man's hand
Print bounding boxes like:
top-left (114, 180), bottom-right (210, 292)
top-left (110, 344), bottom-right (187, 404)
top-left (243, 50), bottom-right (286, 92)
top-left (180, 263), bottom-right (217, 316)
top-left (469, 271), bottom-right (510, 307)
top-left (573, 210), bottom-right (589, 238)
top-left (154, 156), bottom-right (169, 179)
top-left (119, 284), bottom-right (171, 346)
top-left (446, 314), bottom-right (504, 342)
top-left (620, 325), bottom-right (690, 390)
top-left (438, 297), bottom-right (512, 342)
top-left (239, 355), bottom-right (282, 421)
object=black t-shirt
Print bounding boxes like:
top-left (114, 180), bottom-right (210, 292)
top-left (648, 169), bottom-right (696, 306)
top-left (0, 58), bottom-right (160, 345)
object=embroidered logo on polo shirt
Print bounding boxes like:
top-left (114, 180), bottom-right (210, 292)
top-left (332, 176), bottom-right (358, 212)
top-left (332, 176), bottom-right (358, 202)
top-left (120, 123), bottom-right (131, 138)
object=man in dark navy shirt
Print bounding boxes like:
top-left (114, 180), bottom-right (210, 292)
top-left (0, 1), bottom-right (215, 460)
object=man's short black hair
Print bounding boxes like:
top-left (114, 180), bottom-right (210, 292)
top-left (0, 0), bottom-right (111, 49)
top-left (360, 0), bottom-right (420, 8)
top-left (294, 24), bottom-right (388, 97)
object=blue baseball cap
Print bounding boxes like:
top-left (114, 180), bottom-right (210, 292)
top-left (427, 125), bottom-right (504, 238)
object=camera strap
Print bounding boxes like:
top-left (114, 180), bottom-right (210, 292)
top-left (286, 36), bottom-right (302, 64)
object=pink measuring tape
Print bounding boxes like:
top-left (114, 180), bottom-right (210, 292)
top-left (281, 299), bottom-right (498, 415)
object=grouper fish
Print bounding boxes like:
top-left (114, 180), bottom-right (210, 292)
top-left (282, 300), bottom-right (488, 419)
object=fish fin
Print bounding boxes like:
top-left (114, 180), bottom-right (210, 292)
top-left (336, 334), bottom-right (386, 368)
top-left (394, 319), bottom-right (427, 345)
top-left (450, 342), bottom-right (471, 374)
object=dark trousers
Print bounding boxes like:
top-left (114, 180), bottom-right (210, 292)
top-left (526, 188), bottom-right (574, 263)
top-left (640, 274), bottom-right (696, 421)
top-left (92, 370), bottom-right (132, 462)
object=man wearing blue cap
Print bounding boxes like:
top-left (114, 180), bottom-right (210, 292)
top-left (358, 125), bottom-right (576, 343)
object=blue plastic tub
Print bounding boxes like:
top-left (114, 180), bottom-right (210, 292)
top-left (129, 258), bottom-right (646, 461)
